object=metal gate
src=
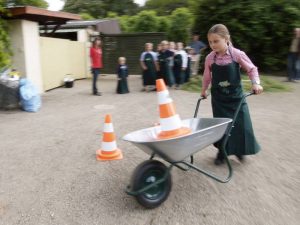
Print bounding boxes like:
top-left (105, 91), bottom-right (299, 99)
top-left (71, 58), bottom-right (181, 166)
top-left (101, 32), bottom-right (166, 74)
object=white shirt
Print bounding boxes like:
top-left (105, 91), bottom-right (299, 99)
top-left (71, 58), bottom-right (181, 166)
top-left (175, 50), bottom-right (188, 68)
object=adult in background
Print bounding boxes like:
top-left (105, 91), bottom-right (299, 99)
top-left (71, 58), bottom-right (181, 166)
top-left (189, 33), bottom-right (207, 75)
top-left (140, 43), bottom-right (158, 92)
top-left (90, 37), bottom-right (103, 96)
top-left (287, 28), bottom-right (300, 82)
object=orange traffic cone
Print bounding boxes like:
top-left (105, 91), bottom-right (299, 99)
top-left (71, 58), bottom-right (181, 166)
top-left (156, 79), bottom-right (191, 139)
top-left (96, 114), bottom-right (123, 161)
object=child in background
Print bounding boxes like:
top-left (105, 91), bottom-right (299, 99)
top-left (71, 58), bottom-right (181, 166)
top-left (184, 46), bottom-right (193, 83)
top-left (201, 24), bottom-right (263, 165)
top-left (157, 40), bottom-right (175, 87)
top-left (173, 42), bottom-right (188, 89)
top-left (140, 43), bottom-right (158, 92)
top-left (116, 57), bottom-right (129, 94)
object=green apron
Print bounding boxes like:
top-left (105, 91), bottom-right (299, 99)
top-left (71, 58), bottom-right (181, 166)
top-left (143, 52), bottom-right (156, 86)
top-left (116, 65), bottom-right (129, 94)
top-left (211, 52), bottom-right (260, 155)
top-left (174, 54), bottom-right (185, 85)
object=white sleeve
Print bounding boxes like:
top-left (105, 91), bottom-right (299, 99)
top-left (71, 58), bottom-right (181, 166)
top-left (140, 52), bottom-right (146, 61)
top-left (151, 52), bottom-right (158, 61)
top-left (182, 51), bottom-right (188, 68)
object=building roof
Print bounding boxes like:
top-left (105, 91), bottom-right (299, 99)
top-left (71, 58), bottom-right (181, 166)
top-left (3, 6), bottom-right (81, 25)
top-left (41, 19), bottom-right (121, 34)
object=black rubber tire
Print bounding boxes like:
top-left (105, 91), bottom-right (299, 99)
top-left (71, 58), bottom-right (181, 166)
top-left (130, 160), bottom-right (172, 209)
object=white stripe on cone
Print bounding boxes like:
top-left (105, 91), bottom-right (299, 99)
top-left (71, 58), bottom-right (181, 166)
top-left (157, 90), bottom-right (173, 105)
top-left (101, 141), bottom-right (117, 152)
top-left (160, 114), bottom-right (182, 131)
top-left (103, 123), bottom-right (114, 132)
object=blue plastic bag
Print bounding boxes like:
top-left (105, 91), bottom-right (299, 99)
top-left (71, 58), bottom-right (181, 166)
top-left (19, 78), bottom-right (41, 112)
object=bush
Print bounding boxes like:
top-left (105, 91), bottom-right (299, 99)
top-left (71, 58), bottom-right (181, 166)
top-left (168, 7), bottom-right (193, 43)
top-left (193, 0), bottom-right (300, 71)
top-left (0, 1), bottom-right (10, 68)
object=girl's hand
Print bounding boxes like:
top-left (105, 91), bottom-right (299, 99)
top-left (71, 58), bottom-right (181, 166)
top-left (252, 84), bottom-right (263, 95)
top-left (201, 89), bottom-right (208, 98)
top-left (143, 66), bottom-right (147, 70)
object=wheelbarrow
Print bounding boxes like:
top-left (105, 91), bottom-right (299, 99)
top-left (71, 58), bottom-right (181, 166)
top-left (123, 92), bottom-right (254, 208)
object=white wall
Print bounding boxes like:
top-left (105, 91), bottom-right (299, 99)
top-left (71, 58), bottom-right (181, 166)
top-left (8, 20), bottom-right (43, 93)
top-left (40, 37), bottom-right (88, 91)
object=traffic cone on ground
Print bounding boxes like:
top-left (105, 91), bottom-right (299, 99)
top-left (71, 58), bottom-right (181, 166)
top-left (96, 114), bottom-right (123, 161)
top-left (156, 79), bottom-right (191, 139)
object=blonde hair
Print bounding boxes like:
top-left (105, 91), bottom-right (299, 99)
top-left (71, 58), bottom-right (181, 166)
top-left (118, 57), bottom-right (126, 63)
top-left (208, 24), bottom-right (232, 45)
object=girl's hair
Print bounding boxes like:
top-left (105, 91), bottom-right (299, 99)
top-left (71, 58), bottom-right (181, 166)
top-left (208, 24), bottom-right (232, 45)
top-left (92, 37), bottom-right (101, 47)
top-left (118, 57), bottom-right (126, 63)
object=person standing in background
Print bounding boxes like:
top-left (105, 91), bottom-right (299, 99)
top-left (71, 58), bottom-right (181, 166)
top-left (157, 40), bottom-right (175, 87)
top-left (173, 42), bottom-right (188, 89)
top-left (287, 28), bottom-right (300, 82)
top-left (116, 57), bottom-right (129, 94)
top-left (140, 43), bottom-right (158, 92)
top-left (90, 37), bottom-right (103, 96)
top-left (189, 33), bottom-right (207, 75)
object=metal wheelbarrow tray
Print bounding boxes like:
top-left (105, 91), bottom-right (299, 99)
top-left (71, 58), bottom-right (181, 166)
top-left (124, 93), bottom-right (254, 209)
top-left (123, 117), bottom-right (232, 163)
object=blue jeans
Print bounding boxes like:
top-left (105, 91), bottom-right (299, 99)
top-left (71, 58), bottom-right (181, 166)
top-left (91, 68), bottom-right (100, 94)
top-left (287, 53), bottom-right (300, 80)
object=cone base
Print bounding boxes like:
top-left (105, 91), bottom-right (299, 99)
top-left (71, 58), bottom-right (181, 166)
top-left (96, 149), bottom-right (123, 161)
top-left (157, 127), bottom-right (192, 140)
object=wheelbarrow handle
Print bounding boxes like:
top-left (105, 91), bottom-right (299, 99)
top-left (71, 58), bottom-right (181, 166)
top-left (193, 94), bottom-right (210, 118)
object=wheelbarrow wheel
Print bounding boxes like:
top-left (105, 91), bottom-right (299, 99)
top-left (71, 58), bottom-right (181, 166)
top-left (131, 160), bottom-right (172, 209)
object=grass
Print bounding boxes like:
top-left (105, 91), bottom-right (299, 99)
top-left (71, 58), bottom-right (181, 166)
top-left (181, 74), bottom-right (293, 93)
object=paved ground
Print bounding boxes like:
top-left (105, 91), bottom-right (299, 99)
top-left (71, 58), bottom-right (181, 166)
top-left (0, 76), bottom-right (299, 225)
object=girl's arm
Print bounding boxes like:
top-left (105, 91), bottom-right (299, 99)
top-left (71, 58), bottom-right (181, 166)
top-left (140, 52), bottom-right (147, 70)
top-left (237, 50), bottom-right (263, 94)
top-left (201, 57), bottom-right (212, 97)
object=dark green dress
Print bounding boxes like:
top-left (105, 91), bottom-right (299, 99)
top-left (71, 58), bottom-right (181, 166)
top-left (142, 52), bottom-right (156, 86)
top-left (116, 65), bottom-right (129, 94)
top-left (211, 53), bottom-right (260, 156)
top-left (157, 50), bottom-right (174, 86)
top-left (173, 54), bottom-right (185, 85)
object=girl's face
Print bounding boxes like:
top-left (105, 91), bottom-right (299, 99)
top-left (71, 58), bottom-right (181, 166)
top-left (145, 44), bottom-right (153, 51)
top-left (176, 43), bottom-right (183, 50)
top-left (208, 33), bottom-right (228, 54)
top-left (95, 40), bottom-right (101, 47)
top-left (169, 42), bottom-right (175, 50)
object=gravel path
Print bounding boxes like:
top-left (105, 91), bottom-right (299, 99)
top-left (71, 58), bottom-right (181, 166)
top-left (0, 76), bottom-right (299, 225)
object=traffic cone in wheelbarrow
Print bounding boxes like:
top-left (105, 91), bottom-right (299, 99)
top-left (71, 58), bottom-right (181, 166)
top-left (156, 79), bottom-right (191, 139)
top-left (96, 114), bottom-right (123, 161)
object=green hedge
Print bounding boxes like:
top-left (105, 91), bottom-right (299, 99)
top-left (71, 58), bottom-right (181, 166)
top-left (193, 0), bottom-right (300, 71)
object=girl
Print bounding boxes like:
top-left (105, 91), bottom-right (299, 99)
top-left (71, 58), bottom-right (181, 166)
top-left (201, 24), bottom-right (263, 165)
top-left (90, 37), bottom-right (103, 96)
top-left (173, 42), bottom-right (188, 89)
top-left (140, 43), bottom-right (158, 92)
top-left (116, 57), bottom-right (129, 94)
top-left (157, 40), bottom-right (175, 87)
top-left (185, 46), bottom-right (193, 83)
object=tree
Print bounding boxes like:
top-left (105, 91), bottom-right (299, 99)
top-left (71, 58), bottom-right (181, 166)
top-left (5, 0), bottom-right (48, 8)
top-left (144, 0), bottom-right (190, 15)
top-left (168, 8), bottom-right (193, 43)
top-left (193, 0), bottom-right (300, 71)
top-left (0, 0), bottom-right (10, 68)
top-left (63, 0), bottom-right (139, 18)
top-left (132, 10), bottom-right (159, 32)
